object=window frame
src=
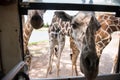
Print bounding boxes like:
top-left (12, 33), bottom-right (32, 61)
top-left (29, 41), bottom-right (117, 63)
top-left (18, 0), bottom-right (120, 79)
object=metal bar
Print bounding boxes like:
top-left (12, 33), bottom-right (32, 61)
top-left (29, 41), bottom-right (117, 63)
top-left (116, 38), bottom-right (120, 73)
top-left (2, 61), bottom-right (25, 80)
top-left (0, 29), bottom-right (4, 73)
top-left (30, 74), bottom-right (120, 80)
top-left (18, 1), bottom-right (25, 61)
top-left (19, 2), bottom-right (120, 15)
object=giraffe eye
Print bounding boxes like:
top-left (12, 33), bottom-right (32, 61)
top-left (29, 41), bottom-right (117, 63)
top-left (71, 21), bottom-right (83, 29)
top-left (71, 23), bottom-right (78, 29)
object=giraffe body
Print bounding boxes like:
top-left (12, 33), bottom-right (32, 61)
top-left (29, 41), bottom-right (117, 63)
top-left (95, 13), bottom-right (120, 56)
top-left (95, 13), bottom-right (120, 73)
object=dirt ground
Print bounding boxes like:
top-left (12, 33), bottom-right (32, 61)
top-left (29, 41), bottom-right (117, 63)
top-left (28, 28), bottom-right (120, 79)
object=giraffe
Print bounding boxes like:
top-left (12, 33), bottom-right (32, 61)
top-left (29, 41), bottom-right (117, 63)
top-left (54, 11), bottom-right (120, 80)
top-left (95, 13), bottom-right (120, 57)
top-left (46, 14), bottom-right (72, 77)
top-left (54, 11), bottom-right (80, 76)
top-left (55, 11), bottom-right (100, 80)
top-left (95, 13), bottom-right (120, 73)
top-left (22, 10), bottom-right (45, 71)
top-left (70, 37), bottom-right (80, 76)
top-left (46, 11), bottom-right (98, 77)
top-left (69, 11), bottom-right (100, 80)
top-left (52, 11), bottom-right (94, 77)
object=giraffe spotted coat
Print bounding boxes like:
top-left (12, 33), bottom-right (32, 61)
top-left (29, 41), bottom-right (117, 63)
top-left (54, 11), bottom-right (120, 77)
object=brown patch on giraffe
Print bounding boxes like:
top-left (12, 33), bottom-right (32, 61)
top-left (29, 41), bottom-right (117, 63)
top-left (109, 15), bottom-right (116, 20)
top-left (118, 19), bottom-right (120, 25)
top-left (109, 25), bottom-right (118, 32)
top-left (113, 19), bottom-right (119, 25)
top-left (98, 19), bottom-right (104, 24)
top-left (101, 22), bottom-right (109, 30)
top-left (104, 15), bottom-right (109, 20)
top-left (95, 34), bottom-right (101, 42)
top-left (106, 20), bottom-right (112, 25)
top-left (117, 26), bottom-right (120, 30)
top-left (98, 15), bottom-right (104, 20)
top-left (102, 39), bottom-right (110, 45)
top-left (96, 28), bottom-right (101, 34)
top-left (99, 31), bottom-right (109, 39)
top-left (106, 27), bottom-right (112, 33)
top-left (25, 28), bottom-right (30, 35)
top-left (98, 42), bottom-right (104, 48)
top-left (24, 35), bottom-right (28, 42)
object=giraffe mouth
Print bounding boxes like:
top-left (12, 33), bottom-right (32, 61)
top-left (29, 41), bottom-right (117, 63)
top-left (30, 15), bottom-right (43, 29)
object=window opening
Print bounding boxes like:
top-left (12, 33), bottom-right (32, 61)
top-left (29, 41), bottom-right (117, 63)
top-left (19, 0), bottom-right (120, 79)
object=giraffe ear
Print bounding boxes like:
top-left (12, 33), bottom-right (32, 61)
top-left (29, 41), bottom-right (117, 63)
top-left (89, 15), bottom-right (101, 31)
top-left (54, 11), bottom-right (72, 21)
top-left (86, 15), bottom-right (101, 34)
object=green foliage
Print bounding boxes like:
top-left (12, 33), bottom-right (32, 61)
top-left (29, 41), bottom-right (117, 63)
top-left (29, 42), bottom-right (39, 45)
top-left (29, 40), bottom-right (48, 46)
top-left (43, 23), bottom-right (49, 28)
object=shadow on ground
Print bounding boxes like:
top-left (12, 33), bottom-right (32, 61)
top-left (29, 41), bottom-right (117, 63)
top-left (28, 29), bottom-right (120, 79)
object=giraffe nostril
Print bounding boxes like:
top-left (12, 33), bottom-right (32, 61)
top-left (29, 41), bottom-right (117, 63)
top-left (85, 57), bottom-right (91, 69)
top-left (32, 15), bottom-right (41, 21)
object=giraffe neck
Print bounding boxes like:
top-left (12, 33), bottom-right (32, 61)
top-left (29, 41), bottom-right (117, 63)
top-left (49, 14), bottom-right (71, 36)
top-left (95, 13), bottom-right (120, 56)
top-left (23, 20), bottom-right (33, 53)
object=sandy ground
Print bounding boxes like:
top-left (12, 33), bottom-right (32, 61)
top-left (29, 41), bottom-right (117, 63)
top-left (28, 28), bottom-right (120, 79)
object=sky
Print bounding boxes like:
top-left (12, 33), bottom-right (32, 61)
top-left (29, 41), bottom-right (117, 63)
top-left (43, 10), bottom-right (78, 25)
top-left (23, 0), bottom-right (119, 25)
top-left (23, 0), bottom-right (116, 5)
top-left (24, 10), bottom-right (78, 25)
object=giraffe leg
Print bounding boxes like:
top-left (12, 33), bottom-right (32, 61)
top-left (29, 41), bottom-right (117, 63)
top-left (48, 52), bottom-right (54, 74)
top-left (71, 59), bottom-right (78, 76)
top-left (46, 42), bottom-right (55, 77)
top-left (46, 53), bottom-right (52, 77)
top-left (74, 53), bottom-right (79, 76)
top-left (71, 49), bottom-right (79, 76)
top-left (57, 39), bottom-right (65, 77)
top-left (69, 37), bottom-right (79, 76)
top-left (75, 64), bottom-right (78, 76)
top-left (70, 54), bottom-right (74, 76)
top-left (72, 65), bottom-right (78, 76)
top-left (72, 65), bottom-right (73, 76)
top-left (72, 58), bottom-right (78, 76)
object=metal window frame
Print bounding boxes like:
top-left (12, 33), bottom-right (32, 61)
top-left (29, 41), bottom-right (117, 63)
top-left (116, 39), bottom-right (120, 73)
top-left (18, 0), bottom-right (120, 79)
top-left (19, 2), bottom-right (120, 16)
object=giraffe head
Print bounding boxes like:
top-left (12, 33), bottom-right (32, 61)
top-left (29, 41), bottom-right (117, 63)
top-left (55, 11), bottom-right (100, 80)
top-left (28, 10), bottom-right (45, 29)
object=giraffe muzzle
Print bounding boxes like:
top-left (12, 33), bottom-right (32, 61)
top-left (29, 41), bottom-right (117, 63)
top-left (30, 15), bottom-right (43, 29)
